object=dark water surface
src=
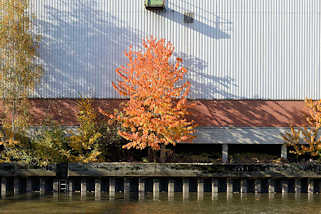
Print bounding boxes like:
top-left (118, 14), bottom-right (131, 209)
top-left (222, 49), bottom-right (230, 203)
top-left (1, 193), bottom-right (321, 214)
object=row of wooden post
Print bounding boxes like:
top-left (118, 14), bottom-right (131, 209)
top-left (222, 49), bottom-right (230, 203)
top-left (1, 177), bottom-right (46, 197)
top-left (1, 177), bottom-right (320, 198)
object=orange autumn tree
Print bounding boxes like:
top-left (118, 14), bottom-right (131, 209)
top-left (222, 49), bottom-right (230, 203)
top-left (283, 99), bottom-right (321, 157)
top-left (106, 37), bottom-right (197, 151)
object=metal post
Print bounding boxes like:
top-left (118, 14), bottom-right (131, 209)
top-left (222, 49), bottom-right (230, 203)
top-left (222, 144), bottom-right (228, 163)
top-left (281, 144), bottom-right (287, 159)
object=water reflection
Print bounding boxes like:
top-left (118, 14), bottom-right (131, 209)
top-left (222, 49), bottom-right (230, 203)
top-left (268, 193), bottom-right (275, 200)
top-left (1, 193), bottom-right (321, 214)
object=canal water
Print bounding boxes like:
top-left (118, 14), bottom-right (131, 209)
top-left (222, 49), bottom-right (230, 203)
top-left (1, 193), bottom-right (321, 214)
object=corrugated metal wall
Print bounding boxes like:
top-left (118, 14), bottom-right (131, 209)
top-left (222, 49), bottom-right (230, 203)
top-left (29, 0), bottom-right (321, 99)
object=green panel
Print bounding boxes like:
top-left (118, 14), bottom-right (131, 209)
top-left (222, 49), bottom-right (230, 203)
top-left (145, 0), bottom-right (164, 8)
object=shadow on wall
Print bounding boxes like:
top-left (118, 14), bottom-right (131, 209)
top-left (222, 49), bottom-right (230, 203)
top-left (153, 4), bottom-right (231, 39)
top-left (176, 52), bottom-right (240, 99)
top-left (33, 0), bottom-right (142, 98)
top-left (188, 100), bottom-right (307, 128)
top-left (32, 0), bottom-right (234, 99)
top-left (188, 100), bottom-right (308, 144)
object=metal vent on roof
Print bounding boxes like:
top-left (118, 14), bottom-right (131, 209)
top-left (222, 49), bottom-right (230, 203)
top-left (145, 0), bottom-right (165, 10)
top-left (184, 12), bottom-right (194, 23)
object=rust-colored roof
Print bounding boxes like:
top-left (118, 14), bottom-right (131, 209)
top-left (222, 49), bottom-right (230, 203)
top-left (187, 100), bottom-right (307, 127)
top-left (26, 99), bottom-right (308, 127)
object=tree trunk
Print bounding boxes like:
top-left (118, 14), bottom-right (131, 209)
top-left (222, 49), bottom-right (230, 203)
top-left (148, 148), bottom-right (158, 162)
top-left (11, 99), bottom-right (16, 139)
top-left (160, 145), bottom-right (166, 163)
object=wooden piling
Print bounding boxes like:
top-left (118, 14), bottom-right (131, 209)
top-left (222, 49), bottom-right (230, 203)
top-left (240, 179), bottom-right (248, 193)
top-left (40, 178), bottom-right (46, 194)
top-left (308, 178), bottom-right (314, 193)
top-left (255, 179), bottom-right (261, 193)
top-left (197, 178), bottom-right (204, 200)
top-left (183, 178), bottom-right (189, 200)
top-left (95, 178), bottom-right (101, 200)
top-left (282, 180), bottom-right (288, 194)
top-left (226, 178), bottom-right (232, 193)
top-left (295, 179), bottom-right (301, 194)
top-left (138, 178), bottom-right (145, 193)
top-left (138, 178), bottom-right (145, 200)
top-left (168, 179), bottom-right (174, 200)
top-left (153, 178), bottom-right (160, 200)
top-left (26, 177), bottom-right (32, 193)
top-left (81, 178), bottom-right (86, 196)
top-left (109, 177), bottom-right (115, 199)
top-left (268, 179), bottom-right (275, 193)
top-left (212, 178), bottom-right (218, 193)
top-left (53, 179), bottom-right (58, 193)
top-left (124, 178), bottom-right (130, 199)
top-left (68, 179), bottom-right (73, 193)
top-left (1, 177), bottom-right (6, 197)
top-left (14, 177), bottom-right (19, 195)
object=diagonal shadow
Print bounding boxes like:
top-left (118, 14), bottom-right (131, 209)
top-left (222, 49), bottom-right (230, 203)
top-left (151, 9), bottom-right (231, 40)
top-left (32, 0), bottom-right (142, 98)
top-left (175, 52), bottom-right (241, 99)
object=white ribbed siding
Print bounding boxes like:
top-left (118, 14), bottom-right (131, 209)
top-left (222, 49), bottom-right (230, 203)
top-left (29, 0), bottom-right (321, 99)
top-left (191, 127), bottom-right (291, 144)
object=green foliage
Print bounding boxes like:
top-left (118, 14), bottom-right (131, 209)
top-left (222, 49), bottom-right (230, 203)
top-left (0, 0), bottom-right (42, 132)
top-left (0, 127), bottom-right (33, 163)
top-left (97, 109), bottom-right (130, 161)
top-left (30, 124), bottom-right (71, 166)
top-left (283, 99), bottom-right (321, 158)
top-left (68, 99), bottom-right (102, 163)
top-left (0, 97), bottom-right (146, 165)
top-left (0, 122), bottom-right (71, 167)
top-left (0, 0), bottom-right (42, 163)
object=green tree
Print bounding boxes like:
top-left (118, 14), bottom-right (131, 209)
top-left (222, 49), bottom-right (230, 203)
top-left (0, 0), bottom-right (42, 162)
top-left (68, 99), bottom-right (102, 163)
top-left (0, 0), bottom-right (42, 134)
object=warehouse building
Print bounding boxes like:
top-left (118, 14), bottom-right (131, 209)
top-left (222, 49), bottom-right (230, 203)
top-left (27, 0), bottom-right (321, 161)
